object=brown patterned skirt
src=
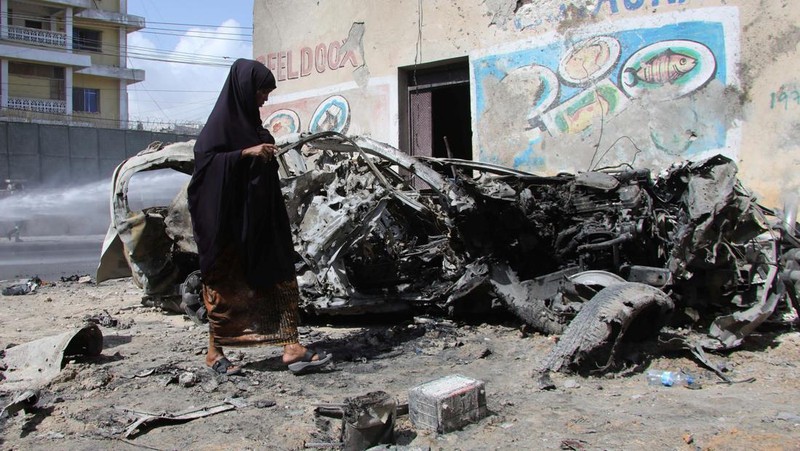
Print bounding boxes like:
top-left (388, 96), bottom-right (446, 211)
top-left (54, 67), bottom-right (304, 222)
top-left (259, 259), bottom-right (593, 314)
top-left (202, 247), bottom-right (300, 347)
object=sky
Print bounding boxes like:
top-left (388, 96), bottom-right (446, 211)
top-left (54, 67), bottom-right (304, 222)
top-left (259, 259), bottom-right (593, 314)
top-left (126, 1), bottom-right (254, 129)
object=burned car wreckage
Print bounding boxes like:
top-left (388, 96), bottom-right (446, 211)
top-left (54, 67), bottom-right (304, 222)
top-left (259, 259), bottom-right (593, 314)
top-left (97, 132), bottom-right (800, 376)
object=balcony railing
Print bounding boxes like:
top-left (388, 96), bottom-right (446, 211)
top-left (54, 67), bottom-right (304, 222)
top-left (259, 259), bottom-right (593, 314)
top-left (8, 97), bottom-right (67, 114)
top-left (7, 25), bottom-right (67, 48)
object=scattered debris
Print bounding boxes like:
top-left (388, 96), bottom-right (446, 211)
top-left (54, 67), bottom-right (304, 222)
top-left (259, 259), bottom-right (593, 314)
top-left (0, 389), bottom-right (39, 419)
top-left (775, 412), bottom-right (800, 423)
top-left (253, 399), bottom-right (277, 409)
top-left (60, 274), bottom-right (92, 284)
top-left (177, 371), bottom-right (197, 387)
top-left (312, 391), bottom-right (398, 450)
top-left (342, 391), bottom-right (397, 450)
top-left (561, 438), bottom-right (589, 450)
top-left (0, 324), bottom-right (103, 392)
top-left (84, 310), bottom-right (133, 329)
top-left (2, 277), bottom-right (42, 296)
top-left (179, 270), bottom-right (205, 325)
top-left (119, 401), bottom-right (239, 438)
top-left (408, 374), bottom-right (487, 433)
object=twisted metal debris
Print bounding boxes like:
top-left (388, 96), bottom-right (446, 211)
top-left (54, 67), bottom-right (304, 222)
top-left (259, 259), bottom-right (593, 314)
top-left (98, 133), bottom-right (800, 373)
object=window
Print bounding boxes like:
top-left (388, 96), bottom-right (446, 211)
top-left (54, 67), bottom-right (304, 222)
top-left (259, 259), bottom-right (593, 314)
top-left (73, 88), bottom-right (100, 113)
top-left (8, 63), bottom-right (65, 99)
top-left (24, 20), bottom-right (43, 29)
top-left (73, 28), bottom-right (102, 52)
top-left (9, 62), bottom-right (63, 79)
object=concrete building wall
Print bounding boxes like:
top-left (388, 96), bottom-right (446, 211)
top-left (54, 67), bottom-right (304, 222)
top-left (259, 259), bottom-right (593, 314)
top-left (94, 0), bottom-right (120, 14)
top-left (73, 74), bottom-right (119, 122)
top-left (40, 124), bottom-right (70, 185)
top-left (0, 124), bottom-right (7, 181)
top-left (0, 121), bottom-right (195, 185)
top-left (253, 0), bottom-right (800, 207)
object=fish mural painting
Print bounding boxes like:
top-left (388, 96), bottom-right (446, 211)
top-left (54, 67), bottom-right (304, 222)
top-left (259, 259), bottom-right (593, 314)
top-left (470, 8), bottom-right (739, 172)
top-left (620, 40), bottom-right (717, 101)
top-left (623, 49), bottom-right (697, 87)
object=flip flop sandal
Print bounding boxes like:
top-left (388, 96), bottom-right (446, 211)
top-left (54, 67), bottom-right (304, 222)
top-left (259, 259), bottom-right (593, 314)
top-left (287, 349), bottom-right (332, 374)
top-left (210, 357), bottom-right (242, 376)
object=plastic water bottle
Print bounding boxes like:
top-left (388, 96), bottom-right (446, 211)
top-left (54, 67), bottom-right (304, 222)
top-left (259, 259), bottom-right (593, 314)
top-left (646, 370), bottom-right (696, 387)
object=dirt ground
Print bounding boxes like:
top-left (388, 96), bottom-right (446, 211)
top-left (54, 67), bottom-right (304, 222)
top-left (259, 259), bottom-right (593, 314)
top-left (1, 277), bottom-right (799, 450)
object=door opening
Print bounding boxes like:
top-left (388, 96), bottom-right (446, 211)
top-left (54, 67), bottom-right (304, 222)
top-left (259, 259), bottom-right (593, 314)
top-left (405, 60), bottom-right (472, 162)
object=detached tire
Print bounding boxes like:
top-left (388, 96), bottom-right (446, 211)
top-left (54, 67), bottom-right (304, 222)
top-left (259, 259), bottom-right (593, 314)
top-left (538, 282), bottom-right (674, 374)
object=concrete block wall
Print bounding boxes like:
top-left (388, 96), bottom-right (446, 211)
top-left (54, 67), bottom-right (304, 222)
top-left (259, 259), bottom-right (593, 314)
top-left (0, 124), bottom-right (8, 182)
top-left (0, 122), bottom-right (196, 187)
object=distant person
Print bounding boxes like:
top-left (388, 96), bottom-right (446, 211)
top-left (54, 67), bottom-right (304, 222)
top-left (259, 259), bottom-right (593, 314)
top-left (6, 222), bottom-right (22, 242)
top-left (187, 59), bottom-right (331, 376)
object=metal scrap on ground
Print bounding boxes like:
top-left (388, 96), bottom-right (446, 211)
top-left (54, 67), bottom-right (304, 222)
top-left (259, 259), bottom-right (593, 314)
top-left (119, 401), bottom-right (239, 438)
top-left (0, 324), bottom-right (103, 392)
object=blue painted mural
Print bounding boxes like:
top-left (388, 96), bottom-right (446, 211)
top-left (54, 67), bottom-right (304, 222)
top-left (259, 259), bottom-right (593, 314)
top-left (515, 0), bottom-right (691, 32)
top-left (471, 10), bottom-right (738, 171)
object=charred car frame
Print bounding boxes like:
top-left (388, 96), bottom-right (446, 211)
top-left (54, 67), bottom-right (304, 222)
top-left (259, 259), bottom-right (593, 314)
top-left (98, 132), bottom-right (800, 374)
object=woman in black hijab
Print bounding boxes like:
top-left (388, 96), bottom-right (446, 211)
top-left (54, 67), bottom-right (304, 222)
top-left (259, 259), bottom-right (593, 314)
top-left (188, 58), bottom-right (330, 375)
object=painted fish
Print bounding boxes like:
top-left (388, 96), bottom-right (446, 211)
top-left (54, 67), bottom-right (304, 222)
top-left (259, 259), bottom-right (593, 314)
top-left (624, 49), bottom-right (697, 87)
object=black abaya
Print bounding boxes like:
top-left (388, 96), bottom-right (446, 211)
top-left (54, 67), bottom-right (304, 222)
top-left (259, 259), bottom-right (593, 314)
top-left (187, 58), bottom-right (296, 289)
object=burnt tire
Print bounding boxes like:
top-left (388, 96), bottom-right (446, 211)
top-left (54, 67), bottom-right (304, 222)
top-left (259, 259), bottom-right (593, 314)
top-left (538, 282), bottom-right (674, 375)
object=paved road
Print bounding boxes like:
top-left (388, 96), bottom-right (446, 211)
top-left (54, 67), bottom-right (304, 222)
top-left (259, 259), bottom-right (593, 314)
top-left (0, 235), bottom-right (106, 282)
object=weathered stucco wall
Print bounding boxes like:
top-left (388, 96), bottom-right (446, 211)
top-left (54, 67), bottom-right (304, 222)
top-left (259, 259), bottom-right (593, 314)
top-left (253, 0), bottom-right (800, 207)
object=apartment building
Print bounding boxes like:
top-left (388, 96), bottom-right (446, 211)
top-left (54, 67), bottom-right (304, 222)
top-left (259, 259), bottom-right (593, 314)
top-left (0, 0), bottom-right (143, 128)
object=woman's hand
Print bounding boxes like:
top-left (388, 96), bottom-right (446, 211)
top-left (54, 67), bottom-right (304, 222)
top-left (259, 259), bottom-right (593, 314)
top-left (242, 143), bottom-right (278, 161)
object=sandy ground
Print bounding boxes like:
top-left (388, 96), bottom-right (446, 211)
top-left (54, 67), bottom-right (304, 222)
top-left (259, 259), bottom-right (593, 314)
top-left (1, 277), bottom-right (799, 450)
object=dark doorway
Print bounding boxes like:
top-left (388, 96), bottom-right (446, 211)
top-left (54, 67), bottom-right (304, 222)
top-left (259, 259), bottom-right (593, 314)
top-left (405, 60), bottom-right (472, 161)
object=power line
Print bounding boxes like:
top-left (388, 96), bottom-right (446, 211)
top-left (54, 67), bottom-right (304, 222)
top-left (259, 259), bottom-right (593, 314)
top-left (145, 20), bottom-right (251, 29)
top-left (9, 11), bottom-right (251, 32)
top-left (14, 24), bottom-right (243, 63)
top-left (76, 36), bottom-right (239, 65)
top-left (136, 30), bottom-right (251, 43)
top-left (8, 12), bottom-right (252, 50)
top-left (4, 81), bottom-right (220, 93)
top-left (125, 57), bottom-right (171, 122)
top-left (5, 12), bottom-right (250, 66)
top-left (141, 26), bottom-right (252, 38)
top-left (6, 36), bottom-right (237, 66)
